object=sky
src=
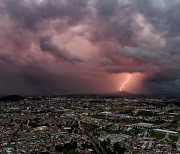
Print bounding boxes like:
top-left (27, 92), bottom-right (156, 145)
top-left (0, 0), bottom-right (180, 95)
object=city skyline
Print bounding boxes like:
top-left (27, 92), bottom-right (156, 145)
top-left (0, 0), bottom-right (180, 95)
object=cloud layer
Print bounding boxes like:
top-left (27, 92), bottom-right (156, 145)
top-left (0, 0), bottom-right (180, 94)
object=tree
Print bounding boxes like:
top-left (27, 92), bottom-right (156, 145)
top-left (55, 145), bottom-right (63, 152)
top-left (113, 142), bottom-right (126, 154)
top-left (106, 138), bottom-right (111, 145)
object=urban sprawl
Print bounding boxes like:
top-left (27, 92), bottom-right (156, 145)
top-left (0, 95), bottom-right (179, 154)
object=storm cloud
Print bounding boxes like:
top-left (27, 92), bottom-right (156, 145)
top-left (0, 0), bottom-right (180, 94)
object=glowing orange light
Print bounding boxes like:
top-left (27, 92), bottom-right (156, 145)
top-left (120, 73), bottom-right (131, 91)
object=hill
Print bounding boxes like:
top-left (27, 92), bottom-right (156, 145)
top-left (0, 95), bottom-right (25, 102)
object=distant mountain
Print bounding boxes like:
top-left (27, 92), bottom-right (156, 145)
top-left (63, 91), bottom-right (142, 98)
top-left (104, 91), bottom-right (180, 99)
top-left (95, 91), bottom-right (138, 98)
top-left (111, 91), bottom-right (132, 95)
top-left (0, 95), bottom-right (25, 102)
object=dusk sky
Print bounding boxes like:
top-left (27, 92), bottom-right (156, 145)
top-left (0, 0), bottom-right (180, 95)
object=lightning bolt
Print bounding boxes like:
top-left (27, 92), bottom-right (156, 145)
top-left (120, 74), bottom-right (131, 91)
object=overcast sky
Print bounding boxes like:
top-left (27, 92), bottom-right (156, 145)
top-left (0, 0), bottom-right (180, 95)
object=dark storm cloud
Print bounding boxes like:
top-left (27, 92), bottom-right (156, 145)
top-left (0, 0), bottom-right (180, 94)
top-left (3, 0), bottom-right (89, 30)
top-left (0, 67), bottom-right (93, 95)
top-left (39, 36), bottom-right (84, 63)
top-left (0, 0), bottom-right (92, 95)
top-left (89, 0), bottom-right (136, 46)
top-left (144, 70), bottom-right (179, 83)
top-left (89, 0), bottom-right (180, 93)
top-left (136, 0), bottom-right (180, 37)
top-left (105, 66), bottom-right (144, 74)
top-left (166, 36), bottom-right (180, 54)
top-left (95, 0), bottom-right (118, 16)
top-left (0, 53), bottom-right (14, 63)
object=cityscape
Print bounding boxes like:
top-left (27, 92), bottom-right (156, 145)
top-left (0, 0), bottom-right (180, 153)
top-left (0, 94), bottom-right (179, 153)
